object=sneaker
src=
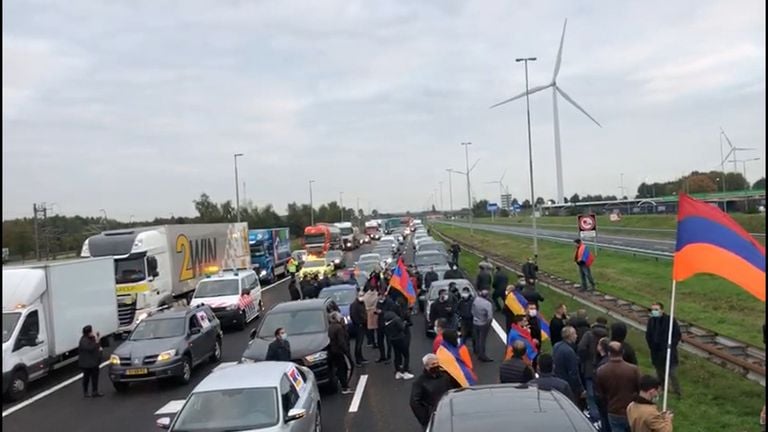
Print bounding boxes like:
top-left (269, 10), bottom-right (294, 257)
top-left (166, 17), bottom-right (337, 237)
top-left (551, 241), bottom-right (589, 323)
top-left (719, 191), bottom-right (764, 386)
top-left (401, 372), bottom-right (415, 380)
top-left (395, 372), bottom-right (404, 379)
top-left (341, 387), bottom-right (355, 394)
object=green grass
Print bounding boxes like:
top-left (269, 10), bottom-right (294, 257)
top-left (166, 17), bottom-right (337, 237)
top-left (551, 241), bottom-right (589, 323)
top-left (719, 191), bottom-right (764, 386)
top-left (455, 245), bottom-right (765, 432)
top-left (435, 223), bottom-right (764, 348)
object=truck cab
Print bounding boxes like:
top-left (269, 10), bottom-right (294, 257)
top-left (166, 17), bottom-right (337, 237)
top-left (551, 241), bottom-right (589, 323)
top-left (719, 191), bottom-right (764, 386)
top-left (3, 299), bottom-right (48, 401)
top-left (303, 225), bottom-right (331, 256)
top-left (335, 222), bottom-right (357, 251)
top-left (364, 221), bottom-right (382, 240)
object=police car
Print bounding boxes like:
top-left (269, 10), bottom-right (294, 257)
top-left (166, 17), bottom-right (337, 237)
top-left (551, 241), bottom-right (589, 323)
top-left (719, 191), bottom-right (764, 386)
top-left (190, 267), bottom-right (263, 330)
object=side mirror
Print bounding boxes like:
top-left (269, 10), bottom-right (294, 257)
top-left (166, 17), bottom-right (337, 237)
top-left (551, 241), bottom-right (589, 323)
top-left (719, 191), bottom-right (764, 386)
top-left (156, 417), bottom-right (171, 429)
top-left (285, 408), bottom-right (307, 423)
top-left (249, 328), bottom-right (257, 340)
top-left (189, 327), bottom-right (202, 335)
top-left (147, 256), bottom-right (159, 278)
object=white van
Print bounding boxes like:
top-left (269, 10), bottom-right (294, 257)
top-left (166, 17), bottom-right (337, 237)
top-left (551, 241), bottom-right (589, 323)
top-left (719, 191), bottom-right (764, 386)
top-left (190, 269), bottom-right (263, 330)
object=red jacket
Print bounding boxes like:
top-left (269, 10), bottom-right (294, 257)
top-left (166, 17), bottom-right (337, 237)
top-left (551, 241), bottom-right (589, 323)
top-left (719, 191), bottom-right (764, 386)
top-left (432, 333), bottom-right (443, 353)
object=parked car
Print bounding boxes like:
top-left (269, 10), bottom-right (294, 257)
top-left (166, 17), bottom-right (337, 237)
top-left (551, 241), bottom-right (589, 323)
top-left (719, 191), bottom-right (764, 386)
top-left (414, 250), bottom-right (451, 279)
top-left (108, 304), bottom-right (223, 391)
top-left (427, 384), bottom-right (595, 431)
top-left (156, 362), bottom-right (321, 432)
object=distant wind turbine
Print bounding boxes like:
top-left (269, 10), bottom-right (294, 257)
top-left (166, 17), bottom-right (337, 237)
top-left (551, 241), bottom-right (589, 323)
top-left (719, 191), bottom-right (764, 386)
top-left (485, 170), bottom-right (507, 204)
top-left (720, 128), bottom-right (754, 173)
top-left (491, 18), bottom-right (601, 204)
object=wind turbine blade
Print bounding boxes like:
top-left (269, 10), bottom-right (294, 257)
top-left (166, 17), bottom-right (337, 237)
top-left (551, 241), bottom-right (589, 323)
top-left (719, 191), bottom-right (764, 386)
top-left (469, 159), bottom-right (480, 173)
top-left (490, 84), bottom-right (553, 109)
top-left (552, 19), bottom-right (568, 82)
top-left (721, 148), bottom-right (735, 165)
top-left (499, 169), bottom-right (506, 183)
top-left (721, 129), bottom-right (734, 149)
top-left (733, 147), bottom-right (756, 151)
top-left (555, 86), bottom-right (602, 127)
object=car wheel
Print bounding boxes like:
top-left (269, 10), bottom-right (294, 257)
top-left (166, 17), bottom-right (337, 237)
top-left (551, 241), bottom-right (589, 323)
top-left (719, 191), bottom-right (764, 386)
top-left (236, 311), bottom-right (247, 330)
top-left (5, 370), bottom-right (27, 402)
top-left (177, 356), bottom-right (192, 385)
top-left (314, 404), bottom-right (322, 432)
top-left (209, 339), bottom-right (222, 364)
top-left (112, 381), bottom-right (129, 393)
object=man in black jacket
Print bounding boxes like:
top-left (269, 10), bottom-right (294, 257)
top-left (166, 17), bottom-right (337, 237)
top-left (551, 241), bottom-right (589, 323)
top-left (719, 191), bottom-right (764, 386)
top-left (449, 243), bottom-right (461, 267)
top-left (429, 289), bottom-right (456, 330)
top-left (349, 292), bottom-right (369, 366)
top-left (443, 263), bottom-right (463, 280)
top-left (550, 304), bottom-right (569, 346)
top-left (423, 266), bottom-right (439, 290)
top-left (530, 353), bottom-right (576, 404)
top-left (552, 326), bottom-right (586, 404)
top-left (499, 340), bottom-right (534, 384)
top-left (569, 309), bottom-right (591, 346)
top-left (266, 328), bottom-right (292, 361)
top-left (410, 353), bottom-right (459, 429)
top-left (645, 301), bottom-right (681, 397)
top-left (328, 312), bottom-right (354, 394)
top-left (578, 316), bottom-right (609, 422)
top-left (382, 309), bottom-right (413, 380)
top-left (456, 287), bottom-right (474, 345)
top-left (521, 256), bottom-right (539, 287)
top-left (610, 321), bottom-right (638, 365)
top-left (78, 325), bottom-right (103, 398)
top-left (521, 284), bottom-right (544, 310)
top-left (475, 265), bottom-right (492, 292)
top-left (491, 266), bottom-right (509, 311)
top-left (375, 293), bottom-right (397, 363)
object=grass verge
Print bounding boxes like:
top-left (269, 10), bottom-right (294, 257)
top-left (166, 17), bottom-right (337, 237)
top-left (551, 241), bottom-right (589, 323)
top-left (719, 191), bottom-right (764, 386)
top-left (455, 247), bottom-right (765, 432)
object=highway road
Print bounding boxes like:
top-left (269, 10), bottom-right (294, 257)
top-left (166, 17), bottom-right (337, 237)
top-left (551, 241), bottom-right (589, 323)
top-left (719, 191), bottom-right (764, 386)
top-left (442, 221), bottom-right (675, 256)
top-left (2, 239), bottom-right (514, 432)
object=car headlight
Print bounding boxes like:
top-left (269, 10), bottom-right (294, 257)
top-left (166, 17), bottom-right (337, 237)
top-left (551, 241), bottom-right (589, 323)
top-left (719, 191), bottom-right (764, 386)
top-left (109, 354), bottom-right (120, 365)
top-left (226, 303), bottom-right (238, 311)
top-left (259, 270), bottom-right (267, 277)
top-left (304, 351), bottom-right (328, 365)
top-left (334, 259), bottom-right (340, 264)
top-left (318, 273), bottom-right (324, 279)
top-left (240, 357), bottom-right (256, 363)
top-left (157, 349), bottom-right (177, 362)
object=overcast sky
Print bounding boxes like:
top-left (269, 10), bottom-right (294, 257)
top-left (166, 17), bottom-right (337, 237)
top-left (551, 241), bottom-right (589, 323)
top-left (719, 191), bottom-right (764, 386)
top-left (3, 0), bottom-right (765, 220)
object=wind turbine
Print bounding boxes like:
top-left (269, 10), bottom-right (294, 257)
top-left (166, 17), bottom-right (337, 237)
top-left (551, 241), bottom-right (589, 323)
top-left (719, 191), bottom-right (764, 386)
top-left (720, 128), bottom-right (754, 174)
top-left (485, 170), bottom-right (508, 206)
top-left (491, 19), bottom-right (602, 204)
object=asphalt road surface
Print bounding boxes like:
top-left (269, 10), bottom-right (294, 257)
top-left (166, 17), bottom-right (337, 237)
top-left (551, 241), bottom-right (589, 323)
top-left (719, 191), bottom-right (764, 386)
top-left (2, 240), bottom-right (512, 432)
top-left (443, 221), bottom-right (675, 255)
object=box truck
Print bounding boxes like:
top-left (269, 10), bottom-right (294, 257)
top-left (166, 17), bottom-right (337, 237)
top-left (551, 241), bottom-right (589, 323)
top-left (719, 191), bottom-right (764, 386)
top-left (2, 258), bottom-right (118, 401)
top-left (248, 227), bottom-right (292, 283)
top-left (80, 223), bottom-right (249, 334)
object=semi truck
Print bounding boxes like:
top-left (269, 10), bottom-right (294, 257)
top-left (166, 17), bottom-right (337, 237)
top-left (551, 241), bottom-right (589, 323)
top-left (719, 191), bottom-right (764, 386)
top-left (303, 225), bottom-right (331, 256)
top-left (318, 223), bottom-right (342, 250)
top-left (248, 228), bottom-right (292, 283)
top-left (364, 220), bottom-right (382, 240)
top-left (384, 218), bottom-right (401, 234)
top-left (2, 258), bottom-right (118, 401)
top-left (335, 222), bottom-right (357, 251)
top-left (80, 223), bottom-right (249, 334)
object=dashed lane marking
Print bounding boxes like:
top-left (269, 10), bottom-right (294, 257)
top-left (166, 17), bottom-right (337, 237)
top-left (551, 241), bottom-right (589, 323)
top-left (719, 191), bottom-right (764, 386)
top-left (348, 374), bottom-right (368, 413)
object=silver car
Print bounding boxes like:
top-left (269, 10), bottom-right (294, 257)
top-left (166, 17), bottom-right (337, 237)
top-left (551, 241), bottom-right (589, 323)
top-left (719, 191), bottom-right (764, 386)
top-left (157, 362), bottom-right (321, 432)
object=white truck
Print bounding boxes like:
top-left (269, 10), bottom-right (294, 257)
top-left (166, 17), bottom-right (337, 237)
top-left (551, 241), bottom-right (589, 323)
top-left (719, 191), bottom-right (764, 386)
top-left (335, 222), bottom-right (357, 251)
top-left (364, 220), bottom-right (382, 240)
top-left (80, 223), bottom-right (250, 334)
top-left (2, 258), bottom-right (118, 401)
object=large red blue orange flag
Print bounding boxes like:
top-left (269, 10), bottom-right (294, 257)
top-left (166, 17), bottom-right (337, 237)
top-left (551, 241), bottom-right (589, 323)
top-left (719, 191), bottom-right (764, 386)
top-left (673, 193), bottom-right (765, 302)
top-left (576, 243), bottom-right (595, 267)
top-left (389, 257), bottom-right (416, 305)
top-left (504, 290), bottom-right (528, 316)
top-left (435, 341), bottom-right (476, 387)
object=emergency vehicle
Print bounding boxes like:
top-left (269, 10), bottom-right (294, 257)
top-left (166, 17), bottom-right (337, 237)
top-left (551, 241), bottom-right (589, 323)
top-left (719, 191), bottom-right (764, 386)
top-left (189, 267), bottom-right (263, 330)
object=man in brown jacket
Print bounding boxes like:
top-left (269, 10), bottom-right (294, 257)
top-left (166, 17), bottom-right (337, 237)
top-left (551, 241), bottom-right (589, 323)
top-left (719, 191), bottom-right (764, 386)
top-left (626, 374), bottom-right (674, 432)
top-left (595, 342), bottom-right (640, 432)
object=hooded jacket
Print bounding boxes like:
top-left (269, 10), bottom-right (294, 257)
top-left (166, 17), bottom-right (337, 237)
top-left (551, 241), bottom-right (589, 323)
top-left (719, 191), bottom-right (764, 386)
top-left (578, 322), bottom-right (609, 379)
top-left (610, 322), bottom-right (638, 365)
top-left (568, 316), bottom-right (591, 345)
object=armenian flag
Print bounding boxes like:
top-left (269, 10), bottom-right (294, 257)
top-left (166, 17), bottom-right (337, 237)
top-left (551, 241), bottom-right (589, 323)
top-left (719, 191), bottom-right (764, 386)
top-left (389, 257), bottom-right (417, 305)
top-left (538, 316), bottom-right (551, 342)
top-left (505, 323), bottom-right (538, 362)
top-left (504, 290), bottom-right (528, 316)
top-left (673, 193), bottom-right (765, 302)
top-left (435, 340), bottom-right (476, 387)
top-left (576, 242), bottom-right (595, 267)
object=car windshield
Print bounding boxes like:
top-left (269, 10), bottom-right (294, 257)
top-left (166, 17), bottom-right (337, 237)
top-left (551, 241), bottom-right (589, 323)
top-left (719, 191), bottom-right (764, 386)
top-left (357, 262), bottom-right (380, 273)
top-left (2, 313), bottom-right (21, 343)
top-left (340, 227), bottom-right (353, 235)
top-left (115, 256), bottom-right (146, 284)
top-left (415, 254), bottom-right (446, 267)
top-left (319, 287), bottom-right (358, 305)
top-left (172, 388), bottom-right (279, 431)
top-left (305, 234), bottom-right (325, 245)
top-left (326, 252), bottom-right (342, 260)
top-left (259, 310), bottom-right (327, 337)
top-left (429, 284), bottom-right (472, 300)
top-left (195, 279), bottom-right (239, 298)
top-left (303, 260), bottom-right (326, 269)
top-left (130, 318), bottom-right (186, 340)
top-left (250, 243), bottom-right (266, 256)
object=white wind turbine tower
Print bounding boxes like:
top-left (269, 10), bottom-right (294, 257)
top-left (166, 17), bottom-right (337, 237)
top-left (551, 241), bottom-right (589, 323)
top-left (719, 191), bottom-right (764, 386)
top-left (491, 19), bottom-right (602, 204)
top-left (485, 170), bottom-right (507, 204)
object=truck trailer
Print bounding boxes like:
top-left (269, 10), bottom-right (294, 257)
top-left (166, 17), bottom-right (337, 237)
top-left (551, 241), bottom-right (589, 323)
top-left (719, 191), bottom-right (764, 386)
top-left (80, 223), bottom-right (250, 334)
top-left (248, 227), bottom-right (292, 283)
top-left (2, 258), bottom-right (118, 401)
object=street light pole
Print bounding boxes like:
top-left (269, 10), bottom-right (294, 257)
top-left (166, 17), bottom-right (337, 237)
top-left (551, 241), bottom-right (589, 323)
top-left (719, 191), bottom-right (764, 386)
top-left (233, 153), bottom-right (244, 222)
top-left (446, 169), bottom-right (454, 215)
top-left (516, 57), bottom-right (538, 256)
top-left (309, 180), bottom-right (315, 225)
top-left (439, 181), bottom-right (444, 212)
top-left (461, 142), bottom-right (473, 233)
top-left (339, 192), bottom-right (344, 222)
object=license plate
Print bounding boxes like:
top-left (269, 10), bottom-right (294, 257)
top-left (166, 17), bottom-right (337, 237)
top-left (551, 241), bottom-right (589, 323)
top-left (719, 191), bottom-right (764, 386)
top-left (126, 368), bottom-right (148, 375)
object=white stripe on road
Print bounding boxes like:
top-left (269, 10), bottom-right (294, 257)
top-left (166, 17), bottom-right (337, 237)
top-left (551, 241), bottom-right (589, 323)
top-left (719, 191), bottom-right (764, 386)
top-left (348, 374), bottom-right (369, 413)
top-left (2, 360), bottom-right (110, 418)
top-left (262, 277), bottom-right (288, 292)
top-left (154, 399), bottom-right (186, 415)
top-left (491, 319), bottom-right (507, 343)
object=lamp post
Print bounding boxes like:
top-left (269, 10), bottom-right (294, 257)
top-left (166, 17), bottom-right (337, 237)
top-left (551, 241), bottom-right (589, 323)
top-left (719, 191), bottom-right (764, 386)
top-left (461, 142), bottom-right (473, 233)
top-left (446, 169), bottom-right (455, 215)
top-left (309, 180), bottom-right (315, 225)
top-left (515, 57), bottom-right (539, 255)
top-left (339, 192), bottom-right (344, 222)
top-left (233, 153), bottom-right (244, 222)
top-left (439, 181), bottom-right (444, 211)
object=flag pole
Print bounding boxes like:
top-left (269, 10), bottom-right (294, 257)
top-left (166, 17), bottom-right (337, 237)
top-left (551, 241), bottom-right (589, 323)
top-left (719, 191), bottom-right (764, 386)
top-left (661, 279), bottom-right (677, 412)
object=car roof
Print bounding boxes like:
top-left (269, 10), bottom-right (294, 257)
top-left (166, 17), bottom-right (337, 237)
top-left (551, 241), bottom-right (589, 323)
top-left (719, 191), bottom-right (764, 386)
top-left (428, 279), bottom-right (474, 296)
top-left (359, 253), bottom-right (380, 259)
top-left (145, 305), bottom-right (205, 320)
top-left (433, 384), bottom-right (594, 431)
top-left (319, 284), bottom-right (357, 293)
top-left (192, 362), bottom-right (297, 392)
top-left (415, 250), bottom-right (445, 256)
top-left (200, 269), bottom-right (255, 281)
top-left (269, 298), bottom-right (330, 312)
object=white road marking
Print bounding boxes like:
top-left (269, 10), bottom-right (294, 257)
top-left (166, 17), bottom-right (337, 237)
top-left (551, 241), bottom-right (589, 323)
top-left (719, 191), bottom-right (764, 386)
top-left (262, 277), bottom-right (288, 292)
top-left (2, 360), bottom-right (110, 418)
top-left (348, 374), bottom-right (368, 413)
top-left (154, 399), bottom-right (186, 415)
top-left (213, 361), bottom-right (237, 372)
top-left (491, 319), bottom-right (507, 343)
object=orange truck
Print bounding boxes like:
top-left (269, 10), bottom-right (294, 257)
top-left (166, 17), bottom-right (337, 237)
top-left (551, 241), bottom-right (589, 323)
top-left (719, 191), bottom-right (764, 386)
top-left (303, 225), bottom-right (331, 256)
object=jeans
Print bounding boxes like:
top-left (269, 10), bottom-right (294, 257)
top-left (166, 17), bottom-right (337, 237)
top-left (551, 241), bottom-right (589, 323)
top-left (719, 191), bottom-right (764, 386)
top-left (579, 265), bottom-right (596, 290)
top-left (460, 319), bottom-right (474, 344)
top-left (354, 325), bottom-right (366, 363)
top-left (390, 338), bottom-right (409, 373)
top-left (607, 415), bottom-right (629, 432)
top-left (81, 367), bottom-right (99, 395)
top-left (584, 377), bottom-right (600, 421)
top-left (473, 323), bottom-right (490, 359)
top-left (377, 328), bottom-right (392, 360)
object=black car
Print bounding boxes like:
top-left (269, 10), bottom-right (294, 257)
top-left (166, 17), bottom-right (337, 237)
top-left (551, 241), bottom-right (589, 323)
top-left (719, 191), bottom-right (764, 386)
top-left (428, 384), bottom-right (595, 431)
top-left (240, 298), bottom-right (340, 393)
top-left (108, 304), bottom-right (223, 392)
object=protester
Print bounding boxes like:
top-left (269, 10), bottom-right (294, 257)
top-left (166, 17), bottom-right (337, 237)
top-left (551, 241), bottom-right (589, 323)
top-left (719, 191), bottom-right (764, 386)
top-left (521, 256), bottom-right (539, 287)
top-left (595, 342), bottom-right (641, 432)
top-left (382, 308), bottom-right (413, 380)
top-left (432, 318), bottom-right (447, 353)
top-left (570, 309), bottom-right (591, 345)
top-left (506, 314), bottom-right (538, 364)
top-left (266, 327), bottom-right (291, 361)
top-left (502, 285), bottom-right (516, 331)
top-left (521, 282), bottom-right (544, 310)
top-left (449, 242), bottom-right (461, 267)
top-left (363, 287), bottom-right (379, 349)
top-left (375, 292), bottom-right (396, 363)
top-left (410, 354), bottom-right (460, 429)
top-left (475, 264), bottom-right (492, 293)
top-left (456, 287), bottom-right (475, 345)
top-left (443, 263), bottom-right (463, 280)
top-left (286, 256), bottom-right (298, 278)
top-left (78, 325), bottom-right (103, 398)
top-left (610, 322), bottom-right (638, 365)
top-left (552, 326), bottom-right (586, 404)
top-left (424, 266), bottom-right (439, 290)
top-left (300, 274), bottom-right (314, 299)
top-left (478, 256), bottom-right (494, 272)
top-left (595, 337), bottom-right (612, 432)
top-left (526, 303), bottom-right (542, 349)
top-left (579, 316), bottom-right (610, 423)
top-left (288, 276), bottom-right (302, 301)
top-left (491, 266), bottom-right (509, 311)
top-left (626, 374), bottom-right (674, 432)
top-left (574, 239), bottom-right (596, 290)
top-left (550, 303), bottom-right (569, 346)
top-left (328, 312), bottom-right (355, 394)
top-left (349, 291), bottom-right (369, 366)
top-left (530, 353), bottom-right (576, 403)
top-left (471, 289), bottom-right (494, 362)
top-left (429, 289), bottom-right (456, 330)
top-left (645, 302), bottom-right (682, 397)
top-left (499, 340), bottom-right (534, 384)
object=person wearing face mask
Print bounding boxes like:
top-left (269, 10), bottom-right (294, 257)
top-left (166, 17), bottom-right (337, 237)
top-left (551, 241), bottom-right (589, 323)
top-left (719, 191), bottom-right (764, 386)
top-left (645, 301), bottom-right (681, 397)
top-left (350, 291), bottom-right (369, 366)
top-left (626, 374), bottom-right (674, 432)
top-left (429, 289), bottom-right (455, 331)
top-left (443, 263), bottom-right (463, 280)
top-left (424, 266), bottom-right (439, 290)
top-left (410, 354), bottom-right (459, 429)
top-left (471, 289), bottom-right (494, 362)
top-left (456, 287), bottom-right (475, 346)
top-left (266, 327), bottom-right (291, 361)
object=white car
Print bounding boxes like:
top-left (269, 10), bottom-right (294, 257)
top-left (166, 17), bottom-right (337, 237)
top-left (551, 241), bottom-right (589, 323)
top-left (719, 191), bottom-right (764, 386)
top-left (190, 269), bottom-right (263, 330)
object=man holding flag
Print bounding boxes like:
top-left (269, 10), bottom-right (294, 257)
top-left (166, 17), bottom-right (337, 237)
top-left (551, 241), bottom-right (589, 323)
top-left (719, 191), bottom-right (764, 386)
top-left (435, 329), bottom-right (476, 388)
top-left (574, 239), bottom-right (596, 291)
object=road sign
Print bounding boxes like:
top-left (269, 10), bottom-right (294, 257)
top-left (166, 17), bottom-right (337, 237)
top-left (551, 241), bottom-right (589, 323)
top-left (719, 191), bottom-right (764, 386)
top-left (577, 214), bottom-right (597, 232)
top-left (579, 230), bottom-right (596, 239)
top-left (487, 203), bottom-right (499, 212)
